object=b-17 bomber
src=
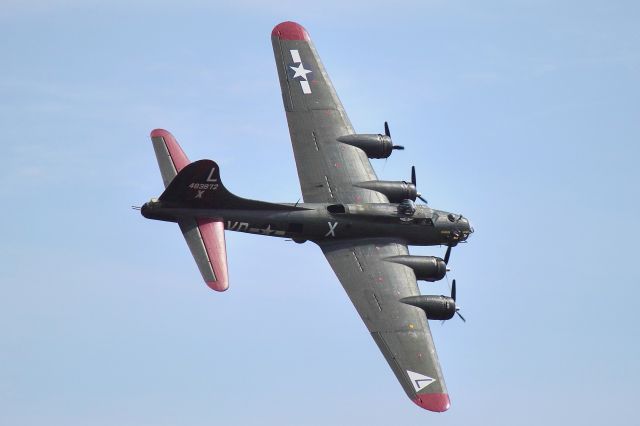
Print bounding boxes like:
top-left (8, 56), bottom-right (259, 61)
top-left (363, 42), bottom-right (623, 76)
top-left (140, 21), bottom-right (473, 412)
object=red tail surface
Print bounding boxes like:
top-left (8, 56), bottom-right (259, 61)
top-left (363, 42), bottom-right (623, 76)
top-left (150, 129), bottom-right (229, 291)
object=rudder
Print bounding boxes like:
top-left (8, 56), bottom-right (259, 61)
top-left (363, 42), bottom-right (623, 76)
top-left (159, 159), bottom-right (303, 211)
top-left (159, 159), bottom-right (236, 208)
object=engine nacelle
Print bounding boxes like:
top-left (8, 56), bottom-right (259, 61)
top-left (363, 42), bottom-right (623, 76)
top-left (336, 133), bottom-right (395, 158)
top-left (355, 180), bottom-right (418, 203)
top-left (385, 255), bottom-right (447, 282)
top-left (400, 295), bottom-right (456, 320)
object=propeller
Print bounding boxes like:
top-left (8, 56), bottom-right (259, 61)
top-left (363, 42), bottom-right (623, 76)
top-left (410, 165), bottom-right (428, 204)
top-left (443, 246), bottom-right (466, 322)
top-left (451, 278), bottom-right (456, 300)
top-left (444, 245), bottom-right (452, 264)
top-left (451, 279), bottom-right (466, 322)
top-left (385, 121), bottom-right (405, 151)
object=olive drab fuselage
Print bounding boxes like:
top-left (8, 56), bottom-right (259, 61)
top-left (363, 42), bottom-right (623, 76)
top-left (142, 201), bottom-right (473, 246)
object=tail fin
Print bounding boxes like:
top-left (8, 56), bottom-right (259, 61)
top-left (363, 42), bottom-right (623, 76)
top-left (149, 129), bottom-right (228, 292)
top-left (159, 158), bottom-right (302, 211)
top-left (147, 129), bottom-right (303, 291)
top-left (158, 159), bottom-right (235, 208)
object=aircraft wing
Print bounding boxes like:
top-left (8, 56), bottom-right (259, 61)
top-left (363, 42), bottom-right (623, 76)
top-left (271, 22), bottom-right (387, 204)
top-left (318, 238), bottom-right (450, 412)
top-left (272, 22), bottom-right (449, 411)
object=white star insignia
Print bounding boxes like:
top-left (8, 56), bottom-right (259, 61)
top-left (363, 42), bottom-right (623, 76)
top-left (261, 225), bottom-right (274, 235)
top-left (289, 63), bottom-right (312, 80)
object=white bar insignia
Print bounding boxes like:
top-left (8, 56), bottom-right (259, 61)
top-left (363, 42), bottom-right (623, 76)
top-left (289, 49), bottom-right (312, 95)
top-left (300, 81), bottom-right (311, 94)
top-left (290, 49), bottom-right (301, 63)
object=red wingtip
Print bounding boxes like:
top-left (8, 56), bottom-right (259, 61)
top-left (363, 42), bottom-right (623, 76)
top-left (271, 21), bottom-right (310, 41)
top-left (413, 393), bottom-right (451, 412)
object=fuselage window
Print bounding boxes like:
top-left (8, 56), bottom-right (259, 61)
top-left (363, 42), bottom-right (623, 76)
top-left (327, 204), bottom-right (346, 214)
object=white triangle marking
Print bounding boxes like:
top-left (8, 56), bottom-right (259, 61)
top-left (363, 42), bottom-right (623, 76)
top-left (407, 370), bottom-right (436, 392)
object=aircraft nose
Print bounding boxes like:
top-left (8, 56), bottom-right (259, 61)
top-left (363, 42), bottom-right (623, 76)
top-left (459, 217), bottom-right (473, 241)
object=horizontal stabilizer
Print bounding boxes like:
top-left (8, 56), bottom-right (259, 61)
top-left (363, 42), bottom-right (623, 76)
top-left (179, 218), bottom-right (228, 292)
top-left (151, 129), bottom-right (190, 188)
top-left (149, 129), bottom-right (229, 291)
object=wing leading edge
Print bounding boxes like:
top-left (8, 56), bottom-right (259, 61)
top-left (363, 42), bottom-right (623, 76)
top-left (319, 239), bottom-right (450, 412)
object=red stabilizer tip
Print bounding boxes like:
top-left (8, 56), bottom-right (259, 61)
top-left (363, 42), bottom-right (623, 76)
top-left (149, 128), bottom-right (190, 172)
top-left (150, 128), bottom-right (171, 139)
top-left (206, 280), bottom-right (228, 292)
top-left (413, 393), bottom-right (451, 412)
top-left (272, 21), bottom-right (310, 41)
top-left (197, 219), bottom-right (229, 292)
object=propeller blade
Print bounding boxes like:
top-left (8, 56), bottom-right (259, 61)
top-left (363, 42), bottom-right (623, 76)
top-left (444, 246), bottom-right (452, 264)
top-left (384, 121), bottom-right (391, 137)
top-left (451, 279), bottom-right (456, 301)
top-left (411, 166), bottom-right (427, 203)
top-left (392, 145), bottom-right (405, 150)
top-left (452, 279), bottom-right (466, 322)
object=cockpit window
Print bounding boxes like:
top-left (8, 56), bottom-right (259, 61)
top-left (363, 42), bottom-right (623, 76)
top-left (447, 213), bottom-right (456, 222)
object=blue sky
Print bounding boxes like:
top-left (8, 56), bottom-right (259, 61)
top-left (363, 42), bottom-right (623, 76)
top-left (1, 1), bottom-right (639, 424)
